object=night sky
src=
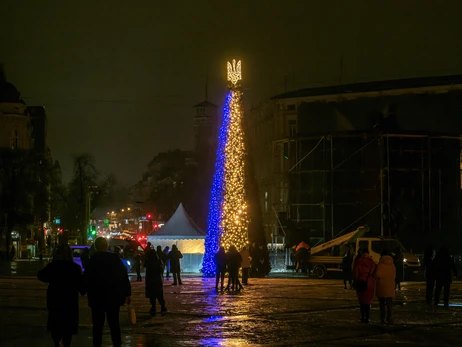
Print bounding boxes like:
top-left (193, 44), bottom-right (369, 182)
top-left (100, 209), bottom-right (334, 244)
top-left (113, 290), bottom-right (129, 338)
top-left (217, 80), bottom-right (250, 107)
top-left (1, 0), bottom-right (461, 185)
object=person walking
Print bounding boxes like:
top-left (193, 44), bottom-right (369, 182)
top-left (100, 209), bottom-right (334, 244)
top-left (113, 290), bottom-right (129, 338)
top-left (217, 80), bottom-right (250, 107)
top-left (82, 237), bottom-right (132, 347)
top-left (422, 246), bottom-right (435, 305)
top-left (433, 246), bottom-right (458, 308)
top-left (240, 246), bottom-right (251, 285)
top-left (341, 251), bottom-right (353, 289)
top-left (375, 250), bottom-right (396, 325)
top-left (353, 248), bottom-right (376, 323)
top-left (144, 247), bottom-right (167, 316)
top-left (214, 246), bottom-right (227, 291)
top-left (169, 245), bottom-right (183, 285)
top-left (37, 244), bottom-right (83, 347)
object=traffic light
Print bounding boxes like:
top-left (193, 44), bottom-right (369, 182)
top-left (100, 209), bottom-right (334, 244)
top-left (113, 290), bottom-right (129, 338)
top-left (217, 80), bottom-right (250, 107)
top-left (147, 214), bottom-right (152, 219)
top-left (91, 225), bottom-right (97, 236)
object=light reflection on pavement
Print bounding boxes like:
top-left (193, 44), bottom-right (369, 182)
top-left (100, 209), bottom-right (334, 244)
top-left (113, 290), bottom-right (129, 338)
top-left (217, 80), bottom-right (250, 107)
top-left (0, 275), bottom-right (461, 346)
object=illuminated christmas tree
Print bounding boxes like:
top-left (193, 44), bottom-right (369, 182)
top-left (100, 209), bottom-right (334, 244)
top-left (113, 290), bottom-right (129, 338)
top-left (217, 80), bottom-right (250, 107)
top-left (202, 60), bottom-right (248, 276)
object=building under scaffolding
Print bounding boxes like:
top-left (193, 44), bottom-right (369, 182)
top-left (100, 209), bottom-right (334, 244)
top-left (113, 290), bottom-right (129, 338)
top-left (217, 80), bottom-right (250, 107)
top-left (274, 132), bottom-right (460, 250)
top-left (247, 74), bottom-right (462, 252)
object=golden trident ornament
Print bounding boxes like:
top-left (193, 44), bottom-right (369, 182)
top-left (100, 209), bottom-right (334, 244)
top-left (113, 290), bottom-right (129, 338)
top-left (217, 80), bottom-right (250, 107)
top-left (227, 59), bottom-right (242, 86)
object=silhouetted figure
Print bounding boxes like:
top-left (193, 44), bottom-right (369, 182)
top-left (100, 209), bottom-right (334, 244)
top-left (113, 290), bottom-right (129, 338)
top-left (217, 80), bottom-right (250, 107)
top-left (353, 249), bottom-right (376, 323)
top-left (433, 246), bottom-right (458, 308)
top-left (240, 246), bottom-right (251, 285)
top-left (135, 253), bottom-right (142, 282)
top-left (375, 250), bottom-right (396, 325)
top-left (214, 247), bottom-right (227, 291)
top-left (144, 248), bottom-right (167, 316)
top-left (295, 241), bottom-right (310, 273)
top-left (156, 245), bottom-right (167, 279)
top-left (341, 251), bottom-right (353, 289)
top-left (226, 245), bottom-right (243, 292)
top-left (80, 248), bottom-right (90, 269)
top-left (144, 242), bottom-right (152, 255)
top-left (423, 247), bottom-right (435, 305)
top-left (38, 244), bottom-right (83, 347)
top-left (163, 246), bottom-right (171, 280)
top-left (82, 237), bottom-right (131, 347)
top-left (169, 245), bottom-right (183, 285)
top-left (393, 248), bottom-right (404, 290)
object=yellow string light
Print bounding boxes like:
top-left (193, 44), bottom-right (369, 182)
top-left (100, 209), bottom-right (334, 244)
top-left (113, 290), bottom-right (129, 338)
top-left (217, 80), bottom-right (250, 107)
top-left (220, 80), bottom-right (248, 251)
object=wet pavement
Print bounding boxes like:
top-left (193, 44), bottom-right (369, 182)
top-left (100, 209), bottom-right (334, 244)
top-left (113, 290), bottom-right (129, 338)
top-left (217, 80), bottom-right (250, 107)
top-left (0, 263), bottom-right (461, 346)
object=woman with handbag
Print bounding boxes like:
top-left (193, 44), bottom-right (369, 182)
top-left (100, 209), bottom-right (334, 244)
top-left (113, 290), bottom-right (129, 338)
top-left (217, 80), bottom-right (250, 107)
top-left (353, 248), bottom-right (376, 323)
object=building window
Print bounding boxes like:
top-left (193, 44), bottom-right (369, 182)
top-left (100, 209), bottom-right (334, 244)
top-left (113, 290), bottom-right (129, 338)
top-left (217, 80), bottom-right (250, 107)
top-left (288, 119), bottom-right (297, 137)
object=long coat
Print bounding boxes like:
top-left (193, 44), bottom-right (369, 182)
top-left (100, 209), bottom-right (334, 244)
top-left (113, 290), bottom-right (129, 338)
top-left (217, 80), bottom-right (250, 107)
top-left (37, 260), bottom-right (83, 334)
top-left (168, 248), bottom-right (183, 273)
top-left (240, 249), bottom-right (251, 269)
top-left (393, 253), bottom-right (404, 283)
top-left (214, 250), bottom-right (227, 272)
top-left (375, 255), bottom-right (396, 298)
top-left (354, 254), bottom-right (376, 305)
top-left (144, 249), bottom-right (163, 298)
top-left (433, 250), bottom-right (458, 283)
top-left (82, 252), bottom-right (131, 308)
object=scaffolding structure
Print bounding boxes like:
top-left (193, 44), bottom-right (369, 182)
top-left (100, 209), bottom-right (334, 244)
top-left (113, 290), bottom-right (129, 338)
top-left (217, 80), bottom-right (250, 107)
top-left (272, 132), bottom-right (461, 250)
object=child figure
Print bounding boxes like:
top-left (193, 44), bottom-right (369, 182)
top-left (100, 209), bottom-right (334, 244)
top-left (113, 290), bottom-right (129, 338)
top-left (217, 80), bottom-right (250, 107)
top-left (375, 250), bottom-right (396, 324)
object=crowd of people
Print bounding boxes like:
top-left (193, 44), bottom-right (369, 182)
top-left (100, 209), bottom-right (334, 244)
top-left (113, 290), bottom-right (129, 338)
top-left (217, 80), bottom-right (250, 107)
top-left (214, 245), bottom-right (251, 292)
top-left (38, 238), bottom-right (132, 347)
top-left (36, 235), bottom-right (459, 346)
top-left (36, 238), bottom-right (256, 346)
top-left (344, 245), bottom-right (458, 325)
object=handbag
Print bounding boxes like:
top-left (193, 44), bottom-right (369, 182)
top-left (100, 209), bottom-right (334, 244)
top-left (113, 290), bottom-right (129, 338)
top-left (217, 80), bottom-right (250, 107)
top-left (353, 264), bottom-right (372, 293)
top-left (127, 305), bottom-right (137, 325)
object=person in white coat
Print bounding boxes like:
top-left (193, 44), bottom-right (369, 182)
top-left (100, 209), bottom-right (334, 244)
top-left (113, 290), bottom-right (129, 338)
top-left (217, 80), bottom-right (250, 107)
top-left (240, 246), bottom-right (251, 285)
top-left (375, 250), bottom-right (396, 325)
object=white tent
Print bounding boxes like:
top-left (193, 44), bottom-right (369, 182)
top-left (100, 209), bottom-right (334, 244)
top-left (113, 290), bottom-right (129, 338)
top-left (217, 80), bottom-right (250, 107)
top-left (147, 203), bottom-right (205, 273)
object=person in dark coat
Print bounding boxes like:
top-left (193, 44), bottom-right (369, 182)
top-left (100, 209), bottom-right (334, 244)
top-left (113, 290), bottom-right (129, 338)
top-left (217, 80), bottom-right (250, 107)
top-left (341, 251), bottom-right (353, 289)
top-left (214, 246), bottom-right (227, 291)
top-left (433, 246), bottom-right (458, 308)
top-left (37, 244), bottom-right (83, 347)
top-left (144, 248), bottom-right (167, 316)
top-left (135, 253), bottom-right (142, 282)
top-left (226, 245), bottom-right (243, 292)
top-left (156, 245), bottom-right (167, 279)
top-left (393, 248), bottom-right (404, 290)
top-left (163, 246), bottom-right (171, 280)
top-left (422, 246), bottom-right (435, 305)
top-left (82, 237), bottom-right (131, 347)
top-left (80, 247), bottom-right (90, 270)
top-left (169, 245), bottom-right (183, 285)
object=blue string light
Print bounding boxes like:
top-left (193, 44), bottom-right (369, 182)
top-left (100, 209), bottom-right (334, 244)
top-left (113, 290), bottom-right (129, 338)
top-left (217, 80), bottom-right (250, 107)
top-left (202, 91), bottom-right (232, 277)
